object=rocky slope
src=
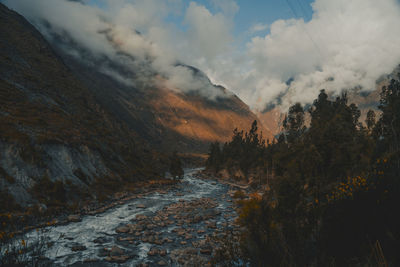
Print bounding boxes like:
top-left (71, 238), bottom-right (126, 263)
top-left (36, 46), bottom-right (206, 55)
top-left (0, 3), bottom-right (165, 210)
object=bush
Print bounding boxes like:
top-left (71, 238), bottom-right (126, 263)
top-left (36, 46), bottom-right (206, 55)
top-left (0, 229), bottom-right (50, 267)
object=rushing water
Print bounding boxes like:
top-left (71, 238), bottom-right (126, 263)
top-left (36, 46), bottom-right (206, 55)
top-left (23, 168), bottom-right (237, 266)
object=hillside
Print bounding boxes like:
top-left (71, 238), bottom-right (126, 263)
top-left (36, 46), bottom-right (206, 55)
top-left (47, 30), bottom-right (272, 153)
top-left (0, 3), bottom-right (268, 211)
top-left (0, 3), bottom-right (165, 210)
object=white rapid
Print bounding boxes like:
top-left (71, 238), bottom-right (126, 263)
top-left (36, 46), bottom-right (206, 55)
top-left (22, 168), bottom-right (237, 266)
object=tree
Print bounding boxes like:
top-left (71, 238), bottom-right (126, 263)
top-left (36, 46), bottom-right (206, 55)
top-left (206, 142), bottom-right (222, 173)
top-left (366, 109), bottom-right (376, 132)
top-left (377, 78), bottom-right (400, 154)
top-left (283, 103), bottom-right (305, 143)
top-left (169, 151), bottom-right (184, 179)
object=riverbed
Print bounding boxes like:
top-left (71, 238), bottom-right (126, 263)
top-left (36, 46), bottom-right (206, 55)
top-left (24, 168), bottom-right (239, 266)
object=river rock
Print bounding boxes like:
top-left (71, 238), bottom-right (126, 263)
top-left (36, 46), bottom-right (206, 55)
top-left (106, 255), bottom-right (130, 263)
top-left (147, 248), bottom-right (158, 256)
top-left (119, 236), bottom-right (135, 242)
top-left (193, 215), bottom-right (203, 223)
top-left (93, 236), bottom-right (110, 244)
top-left (135, 214), bottom-right (147, 221)
top-left (159, 249), bottom-right (167, 256)
top-left (116, 225), bottom-right (130, 233)
top-left (110, 246), bottom-right (125, 256)
top-left (155, 239), bottom-right (164, 245)
top-left (157, 260), bottom-right (167, 266)
top-left (71, 245), bottom-right (86, 251)
top-left (207, 222), bottom-right (217, 229)
top-left (200, 246), bottom-right (213, 255)
top-left (68, 215), bottom-right (81, 222)
top-left (185, 234), bottom-right (193, 240)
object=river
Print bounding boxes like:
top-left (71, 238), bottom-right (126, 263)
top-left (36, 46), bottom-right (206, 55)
top-left (23, 168), bottom-right (239, 266)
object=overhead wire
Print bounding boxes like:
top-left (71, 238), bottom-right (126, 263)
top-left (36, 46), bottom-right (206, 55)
top-left (284, 0), bottom-right (324, 67)
top-left (284, 0), bottom-right (349, 93)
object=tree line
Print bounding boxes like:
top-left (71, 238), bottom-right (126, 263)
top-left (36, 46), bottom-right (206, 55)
top-left (207, 78), bottom-right (400, 266)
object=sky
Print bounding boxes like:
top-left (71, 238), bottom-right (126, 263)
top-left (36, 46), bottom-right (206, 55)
top-left (88, 0), bottom-right (314, 49)
top-left (3, 0), bottom-right (400, 111)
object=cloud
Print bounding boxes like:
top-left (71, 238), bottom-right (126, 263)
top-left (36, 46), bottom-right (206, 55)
top-left (236, 0), bottom-right (400, 110)
top-left (249, 23), bottom-right (269, 34)
top-left (183, 2), bottom-right (234, 61)
top-left (2, 0), bottom-right (232, 99)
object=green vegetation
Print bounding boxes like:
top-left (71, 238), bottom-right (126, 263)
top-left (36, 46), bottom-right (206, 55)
top-left (208, 79), bottom-right (400, 266)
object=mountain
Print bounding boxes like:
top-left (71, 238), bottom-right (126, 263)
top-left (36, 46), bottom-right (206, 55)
top-left (50, 40), bottom-right (272, 152)
top-left (0, 3), bottom-right (268, 211)
top-left (43, 21), bottom-right (273, 153)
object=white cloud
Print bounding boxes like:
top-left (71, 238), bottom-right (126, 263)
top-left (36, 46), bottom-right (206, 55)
top-left (177, 0), bottom-right (400, 111)
top-left (183, 2), bottom-right (234, 61)
top-left (249, 23), bottom-right (269, 34)
top-left (3, 0), bottom-right (231, 99)
top-left (238, 0), bottom-right (400, 110)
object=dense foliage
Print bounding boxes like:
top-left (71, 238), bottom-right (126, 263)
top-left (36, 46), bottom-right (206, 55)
top-left (208, 81), bottom-right (400, 266)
